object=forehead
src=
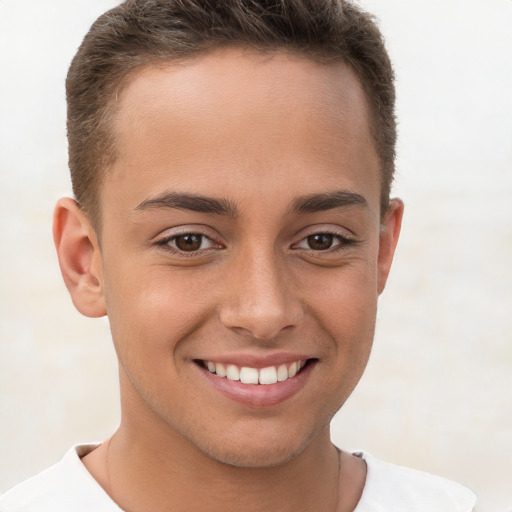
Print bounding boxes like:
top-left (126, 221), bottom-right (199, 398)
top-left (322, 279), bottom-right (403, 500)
top-left (105, 48), bottom-right (379, 215)
top-left (114, 48), bottom-right (371, 146)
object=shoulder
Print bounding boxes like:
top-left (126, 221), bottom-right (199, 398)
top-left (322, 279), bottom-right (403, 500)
top-left (0, 445), bottom-right (121, 512)
top-left (353, 452), bottom-right (476, 512)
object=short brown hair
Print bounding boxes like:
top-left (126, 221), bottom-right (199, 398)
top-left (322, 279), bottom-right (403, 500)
top-left (67, 0), bottom-right (396, 227)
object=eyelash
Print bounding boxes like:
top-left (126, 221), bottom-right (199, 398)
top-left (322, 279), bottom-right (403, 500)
top-left (155, 232), bottom-right (222, 255)
top-left (292, 231), bottom-right (357, 253)
top-left (155, 229), bottom-right (356, 256)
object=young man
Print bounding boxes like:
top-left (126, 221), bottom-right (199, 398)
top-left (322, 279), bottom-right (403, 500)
top-left (1, 1), bottom-right (476, 511)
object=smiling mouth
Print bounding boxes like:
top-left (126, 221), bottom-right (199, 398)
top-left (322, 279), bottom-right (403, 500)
top-left (197, 359), bottom-right (313, 385)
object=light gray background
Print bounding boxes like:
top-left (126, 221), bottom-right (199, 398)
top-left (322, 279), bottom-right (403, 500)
top-left (0, 1), bottom-right (511, 510)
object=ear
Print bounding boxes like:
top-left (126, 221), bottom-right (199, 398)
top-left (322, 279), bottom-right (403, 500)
top-left (53, 197), bottom-right (107, 317)
top-left (377, 198), bottom-right (404, 295)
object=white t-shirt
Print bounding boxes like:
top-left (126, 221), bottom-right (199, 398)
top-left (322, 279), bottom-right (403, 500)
top-left (0, 444), bottom-right (476, 511)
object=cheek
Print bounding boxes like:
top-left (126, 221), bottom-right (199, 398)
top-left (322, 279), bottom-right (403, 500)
top-left (306, 259), bottom-right (379, 330)
top-left (302, 261), bottom-right (378, 389)
top-left (103, 267), bottom-right (210, 365)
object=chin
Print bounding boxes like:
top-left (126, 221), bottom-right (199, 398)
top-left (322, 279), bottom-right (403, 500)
top-left (192, 420), bottom-right (325, 469)
top-left (204, 442), bottom-right (302, 469)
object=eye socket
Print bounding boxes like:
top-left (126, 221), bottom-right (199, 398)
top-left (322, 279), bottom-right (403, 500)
top-left (160, 233), bottom-right (218, 253)
top-left (293, 232), bottom-right (353, 251)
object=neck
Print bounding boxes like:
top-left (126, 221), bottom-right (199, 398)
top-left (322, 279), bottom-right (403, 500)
top-left (105, 422), bottom-right (341, 512)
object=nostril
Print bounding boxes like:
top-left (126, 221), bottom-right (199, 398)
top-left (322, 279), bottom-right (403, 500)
top-left (230, 324), bottom-right (295, 340)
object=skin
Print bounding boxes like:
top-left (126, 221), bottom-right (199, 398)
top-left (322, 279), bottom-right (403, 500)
top-left (54, 48), bottom-right (403, 512)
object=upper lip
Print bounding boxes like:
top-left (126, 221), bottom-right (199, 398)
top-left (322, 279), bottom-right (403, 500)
top-left (193, 352), bottom-right (316, 368)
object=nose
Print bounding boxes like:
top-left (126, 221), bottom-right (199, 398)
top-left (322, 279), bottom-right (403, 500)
top-left (219, 246), bottom-right (304, 340)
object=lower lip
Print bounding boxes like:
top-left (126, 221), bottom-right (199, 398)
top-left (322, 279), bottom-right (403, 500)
top-left (197, 361), bottom-right (316, 407)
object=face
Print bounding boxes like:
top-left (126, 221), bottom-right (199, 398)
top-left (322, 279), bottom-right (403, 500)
top-left (92, 49), bottom-right (401, 467)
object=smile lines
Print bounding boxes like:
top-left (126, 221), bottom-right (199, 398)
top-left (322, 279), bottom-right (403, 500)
top-left (202, 360), bottom-right (307, 385)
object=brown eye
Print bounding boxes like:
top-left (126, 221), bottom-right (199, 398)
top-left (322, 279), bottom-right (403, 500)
top-left (293, 230), bottom-right (355, 253)
top-left (158, 231), bottom-right (221, 255)
top-left (306, 234), bottom-right (334, 250)
top-left (173, 234), bottom-right (205, 252)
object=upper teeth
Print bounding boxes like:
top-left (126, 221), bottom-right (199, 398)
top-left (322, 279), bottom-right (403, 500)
top-left (205, 361), bottom-right (306, 385)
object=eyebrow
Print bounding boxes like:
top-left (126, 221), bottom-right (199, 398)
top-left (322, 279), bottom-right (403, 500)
top-left (135, 189), bottom-right (367, 217)
top-left (290, 190), bottom-right (368, 214)
top-left (135, 191), bottom-right (239, 217)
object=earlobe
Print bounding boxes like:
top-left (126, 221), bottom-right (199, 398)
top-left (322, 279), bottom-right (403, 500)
top-left (53, 198), bottom-right (107, 318)
top-left (377, 198), bottom-right (404, 295)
